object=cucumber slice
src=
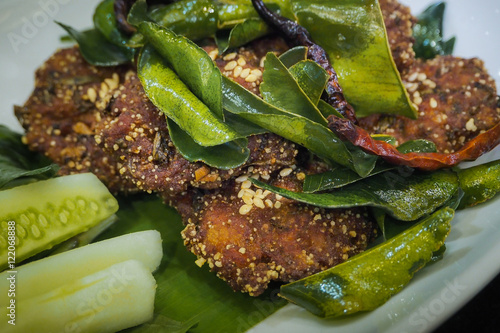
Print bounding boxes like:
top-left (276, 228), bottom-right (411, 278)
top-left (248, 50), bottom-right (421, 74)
top-left (3, 259), bottom-right (156, 333)
top-left (0, 173), bottom-right (119, 270)
top-left (0, 230), bottom-right (162, 302)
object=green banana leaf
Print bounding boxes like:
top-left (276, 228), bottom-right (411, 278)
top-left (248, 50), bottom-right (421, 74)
top-left (96, 196), bottom-right (287, 333)
top-left (0, 125), bottom-right (59, 189)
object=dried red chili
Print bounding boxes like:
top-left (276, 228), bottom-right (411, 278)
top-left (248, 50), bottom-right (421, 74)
top-left (328, 115), bottom-right (500, 171)
top-left (251, 0), bottom-right (358, 123)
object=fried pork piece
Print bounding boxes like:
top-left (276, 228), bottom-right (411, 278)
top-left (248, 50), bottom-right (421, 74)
top-left (17, 45), bottom-right (298, 196)
top-left (379, 0), bottom-right (417, 73)
top-left (359, 56), bottom-right (500, 153)
top-left (14, 47), bottom-right (139, 193)
top-left (180, 167), bottom-right (377, 296)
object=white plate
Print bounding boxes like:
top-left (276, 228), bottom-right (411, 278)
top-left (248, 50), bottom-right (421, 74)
top-left (0, 1), bottom-right (499, 332)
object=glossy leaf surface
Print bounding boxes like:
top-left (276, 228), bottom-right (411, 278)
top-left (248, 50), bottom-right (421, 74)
top-left (280, 208), bottom-right (453, 318)
top-left (252, 169), bottom-right (459, 221)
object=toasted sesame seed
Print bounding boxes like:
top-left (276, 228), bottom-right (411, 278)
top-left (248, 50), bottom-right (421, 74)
top-left (233, 66), bottom-right (243, 78)
top-left (224, 61), bottom-right (237, 71)
top-left (223, 52), bottom-right (237, 61)
top-left (430, 98), bottom-right (438, 108)
top-left (280, 168), bottom-right (293, 177)
top-left (240, 68), bottom-right (251, 79)
top-left (242, 195), bottom-right (253, 205)
top-left (237, 57), bottom-right (246, 66)
top-left (87, 87), bottom-right (97, 103)
top-left (239, 204), bottom-right (252, 215)
top-left (417, 73), bottom-right (427, 81)
top-left (245, 74), bottom-right (258, 82)
top-left (254, 197), bottom-right (265, 209)
top-left (241, 180), bottom-right (252, 189)
top-left (265, 199), bottom-right (273, 208)
top-left (195, 257), bottom-right (206, 267)
top-left (235, 175), bottom-right (248, 183)
top-left (239, 247), bottom-right (246, 254)
top-left (251, 69), bottom-right (262, 77)
top-left (274, 201), bottom-right (282, 209)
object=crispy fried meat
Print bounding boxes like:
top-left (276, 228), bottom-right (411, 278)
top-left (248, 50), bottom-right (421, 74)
top-left (359, 56), bottom-right (500, 153)
top-left (180, 167), bottom-right (376, 296)
top-left (14, 0), bottom-right (498, 297)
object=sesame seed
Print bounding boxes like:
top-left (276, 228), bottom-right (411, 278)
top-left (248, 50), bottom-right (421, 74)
top-left (224, 61), bottom-right (237, 71)
top-left (417, 73), bottom-right (427, 81)
top-left (280, 168), bottom-right (293, 177)
top-left (195, 257), bottom-right (206, 267)
top-left (239, 204), bottom-right (252, 215)
top-left (251, 69), bottom-right (262, 76)
top-left (245, 74), bottom-right (258, 82)
top-left (237, 57), bottom-right (246, 66)
top-left (241, 180), bottom-right (252, 189)
top-left (87, 87), bottom-right (97, 103)
top-left (240, 68), bottom-right (251, 79)
top-left (254, 197), bottom-right (265, 209)
top-left (233, 66), bottom-right (243, 77)
top-left (430, 98), bottom-right (438, 108)
top-left (274, 201), bottom-right (282, 209)
top-left (235, 175), bottom-right (248, 183)
top-left (223, 52), bottom-right (237, 61)
top-left (239, 247), bottom-right (246, 254)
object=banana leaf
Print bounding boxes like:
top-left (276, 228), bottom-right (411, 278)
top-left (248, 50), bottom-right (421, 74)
top-left (0, 125), bottom-right (58, 189)
top-left (97, 196), bottom-right (287, 333)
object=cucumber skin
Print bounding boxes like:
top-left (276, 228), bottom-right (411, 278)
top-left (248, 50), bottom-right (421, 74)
top-left (0, 173), bottom-right (119, 270)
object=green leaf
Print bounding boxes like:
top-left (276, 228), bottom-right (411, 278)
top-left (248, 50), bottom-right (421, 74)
top-left (278, 46), bottom-right (308, 68)
top-left (302, 139), bottom-right (437, 193)
top-left (93, 0), bottom-right (132, 48)
top-left (138, 21), bottom-right (223, 118)
top-left (260, 52), bottom-right (327, 125)
top-left (280, 207), bottom-right (454, 318)
top-left (222, 76), bottom-right (356, 171)
top-left (168, 118), bottom-right (250, 169)
top-left (288, 60), bottom-right (329, 106)
top-left (251, 169), bottom-right (459, 221)
top-left (413, 2), bottom-right (456, 59)
top-left (56, 22), bottom-right (134, 66)
top-left (457, 159), bottom-right (500, 209)
top-left (216, 18), bottom-right (271, 53)
top-left (97, 196), bottom-right (287, 333)
top-left (137, 45), bottom-right (240, 146)
top-left (290, 0), bottom-right (417, 118)
top-left (0, 125), bottom-right (59, 189)
top-left (149, 0), bottom-right (218, 40)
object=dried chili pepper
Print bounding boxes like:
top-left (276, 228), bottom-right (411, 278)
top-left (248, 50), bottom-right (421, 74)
top-left (114, 0), bottom-right (138, 35)
top-left (114, 0), bottom-right (174, 35)
top-left (328, 115), bottom-right (500, 171)
top-left (251, 0), bottom-right (358, 123)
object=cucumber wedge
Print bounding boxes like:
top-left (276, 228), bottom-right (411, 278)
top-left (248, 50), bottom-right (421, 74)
top-left (0, 173), bottom-right (119, 271)
top-left (0, 230), bottom-right (162, 302)
top-left (3, 259), bottom-right (156, 333)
